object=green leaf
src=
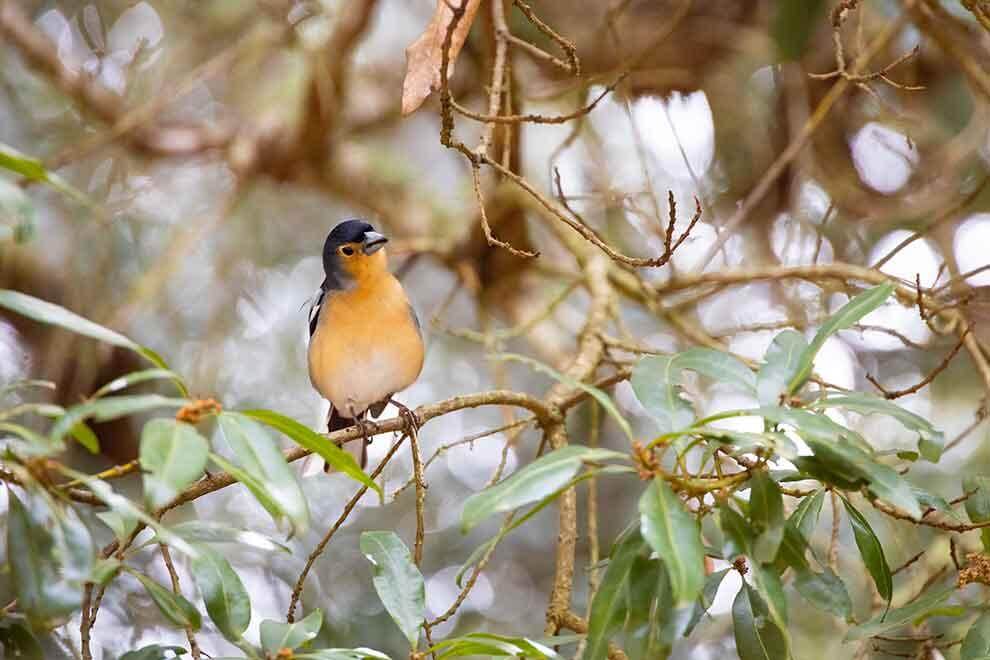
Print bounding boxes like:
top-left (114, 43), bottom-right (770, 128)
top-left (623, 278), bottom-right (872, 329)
top-left (674, 347), bottom-right (756, 394)
top-left (190, 546), bottom-right (251, 642)
top-left (127, 569), bottom-right (202, 630)
top-left (772, 0), bottom-right (827, 60)
top-left (793, 567), bottom-right (852, 619)
top-left (91, 557), bottom-right (121, 586)
top-left (0, 289), bottom-right (183, 393)
top-left (584, 528), bottom-right (645, 660)
top-left (430, 633), bottom-right (563, 659)
top-left (632, 355), bottom-right (696, 432)
top-left (732, 583), bottom-right (789, 660)
top-left (0, 143), bottom-right (48, 180)
top-left (140, 419), bottom-right (208, 509)
top-left (698, 427), bottom-right (799, 461)
top-left (460, 445), bottom-right (627, 532)
top-left (6, 488), bottom-right (91, 627)
top-left (92, 368), bottom-right (184, 398)
top-left (119, 645), bottom-right (189, 660)
top-left (359, 531), bottom-right (425, 649)
top-left (790, 489), bottom-right (826, 540)
top-left (815, 394), bottom-right (944, 462)
top-left (51, 394), bottom-right (188, 445)
top-left (964, 475), bottom-right (990, 552)
top-left (261, 609), bottom-right (323, 653)
top-left (499, 353), bottom-right (632, 440)
top-left (757, 330), bottom-right (808, 406)
top-left (0, 378), bottom-right (54, 398)
top-left (57, 466), bottom-right (198, 557)
top-left (787, 282), bottom-right (895, 394)
top-left (749, 471), bottom-right (785, 563)
top-left (69, 421), bottom-right (100, 453)
top-left (217, 412), bottom-right (310, 535)
top-left (295, 650), bottom-right (390, 660)
top-left (241, 408), bottom-right (381, 498)
top-left (166, 520), bottom-right (291, 553)
top-left (845, 580), bottom-right (956, 640)
top-left (684, 568), bottom-right (730, 637)
top-left (96, 510), bottom-right (138, 543)
top-left (841, 496), bottom-right (892, 605)
top-left (0, 618), bottom-right (44, 660)
top-left (0, 421), bottom-right (59, 455)
top-left (639, 477), bottom-right (706, 606)
top-left (750, 562), bottom-right (789, 631)
top-left (719, 503), bottom-right (753, 559)
top-left (962, 611), bottom-right (990, 660)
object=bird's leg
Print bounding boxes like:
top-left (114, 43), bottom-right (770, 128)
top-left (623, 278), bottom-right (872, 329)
top-left (349, 403), bottom-right (372, 452)
top-left (389, 397), bottom-right (421, 437)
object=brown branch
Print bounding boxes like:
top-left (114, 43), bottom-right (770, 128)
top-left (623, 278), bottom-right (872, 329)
top-left (865, 329), bottom-right (969, 399)
top-left (286, 436), bottom-right (405, 623)
top-left (510, 0), bottom-right (580, 75)
top-left (160, 544), bottom-right (201, 660)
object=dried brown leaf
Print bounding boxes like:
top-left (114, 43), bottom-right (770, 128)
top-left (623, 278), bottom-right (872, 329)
top-left (401, 0), bottom-right (483, 116)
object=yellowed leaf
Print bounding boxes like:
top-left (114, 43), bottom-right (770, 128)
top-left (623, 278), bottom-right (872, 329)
top-left (401, 0), bottom-right (483, 116)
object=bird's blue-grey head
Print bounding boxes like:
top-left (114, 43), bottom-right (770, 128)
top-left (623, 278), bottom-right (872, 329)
top-left (321, 219), bottom-right (389, 291)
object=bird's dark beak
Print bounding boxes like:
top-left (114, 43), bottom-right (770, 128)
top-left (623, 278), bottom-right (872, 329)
top-left (362, 231), bottom-right (388, 255)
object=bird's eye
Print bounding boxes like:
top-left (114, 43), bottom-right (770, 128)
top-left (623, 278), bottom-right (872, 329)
top-left (339, 246), bottom-right (355, 256)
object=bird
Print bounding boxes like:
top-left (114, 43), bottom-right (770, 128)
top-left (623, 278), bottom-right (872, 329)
top-left (306, 219), bottom-right (425, 471)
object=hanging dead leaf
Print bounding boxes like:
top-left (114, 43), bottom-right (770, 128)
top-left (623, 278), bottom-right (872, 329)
top-left (401, 0), bottom-right (483, 116)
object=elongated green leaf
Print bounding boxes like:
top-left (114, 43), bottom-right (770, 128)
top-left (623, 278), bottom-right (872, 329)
top-left (119, 646), bottom-right (188, 660)
top-left (217, 413), bottom-right (309, 535)
top-left (431, 632), bottom-right (562, 659)
top-left (684, 568), bottom-right (730, 637)
top-left (97, 510), bottom-right (138, 543)
top-left (359, 531), bottom-right (424, 649)
top-left (631, 355), bottom-right (695, 432)
top-left (0, 378), bottom-right (54, 398)
top-left (675, 347), bottom-right (756, 394)
top-left (749, 471), bottom-right (785, 563)
top-left (261, 609), bottom-right (323, 653)
top-left (787, 283), bottom-right (894, 394)
top-left (815, 394), bottom-right (944, 462)
top-left (732, 583), bottom-right (789, 660)
top-left (166, 520), bottom-right (290, 553)
top-left (0, 290), bottom-right (183, 391)
top-left (964, 475), bottom-right (990, 552)
top-left (499, 353), bottom-right (632, 440)
top-left (140, 419), bottom-right (208, 509)
top-left (456, 465), bottom-right (633, 585)
top-left (127, 569), bottom-right (202, 630)
top-left (190, 546), bottom-right (251, 642)
top-left (750, 562), bottom-right (789, 632)
top-left (757, 330), bottom-right (808, 406)
top-left (791, 489), bottom-right (826, 540)
top-left (845, 581), bottom-right (956, 640)
top-left (584, 528), bottom-right (645, 660)
top-left (51, 394), bottom-right (188, 444)
top-left (57, 466), bottom-right (198, 557)
top-left (962, 611), bottom-right (990, 660)
top-left (241, 408), bottom-right (381, 497)
top-left (639, 478), bottom-right (705, 606)
top-left (841, 496), bottom-right (892, 605)
top-left (698, 427), bottom-right (798, 461)
top-left (6, 489), bottom-right (92, 626)
top-left (461, 445), bottom-right (627, 532)
top-left (93, 368), bottom-right (184, 398)
top-left (719, 503), bottom-right (753, 559)
top-left (0, 421), bottom-right (58, 455)
top-left (774, 491), bottom-right (825, 572)
top-left (793, 567), bottom-right (852, 619)
top-left (0, 143), bottom-right (49, 180)
top-left (0, 618), bottom-right (44, 660)
top-left (295, 650), bottom-right (390, 660)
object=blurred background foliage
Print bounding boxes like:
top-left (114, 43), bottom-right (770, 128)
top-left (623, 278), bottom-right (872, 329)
top-left (3, 0), bottom-right (990, 658)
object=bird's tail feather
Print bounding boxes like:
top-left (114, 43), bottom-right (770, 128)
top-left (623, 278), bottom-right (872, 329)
top-left (325, 406), bottom-right (367, 472)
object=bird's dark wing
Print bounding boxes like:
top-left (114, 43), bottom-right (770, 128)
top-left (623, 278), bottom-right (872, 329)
top-left (308, 288), bottom-right (325, 337)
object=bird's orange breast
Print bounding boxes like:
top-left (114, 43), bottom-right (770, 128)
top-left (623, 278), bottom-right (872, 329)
top-left (307, 274), bottom-right (424, 414)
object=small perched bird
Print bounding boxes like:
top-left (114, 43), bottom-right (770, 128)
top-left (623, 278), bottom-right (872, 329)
top-left (306, 220), bottom-right (425, 470)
